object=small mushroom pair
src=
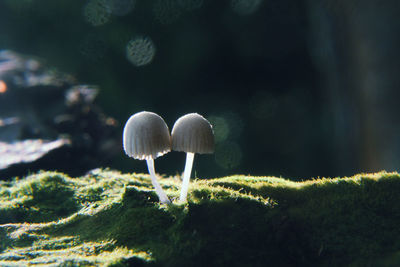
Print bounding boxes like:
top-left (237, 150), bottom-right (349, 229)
top-left (123, 111), bottom-right (214, 204)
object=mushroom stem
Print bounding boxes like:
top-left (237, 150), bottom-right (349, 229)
top-left (146, 158), bottom-right (171, 204)
top-left (180, 152), bottom-right (195, 202)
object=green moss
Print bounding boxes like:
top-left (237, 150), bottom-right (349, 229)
top-left (1, 170), bottom-right (400, 266)
top-left (0, 172), bottom-right (79, 223)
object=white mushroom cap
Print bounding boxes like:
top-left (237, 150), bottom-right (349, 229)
top-left (123, 111), bottom-right (171, 160)
top-left (171, 113), bottom-right (214, 154)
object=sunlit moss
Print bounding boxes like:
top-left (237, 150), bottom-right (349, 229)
top-left (1, 170), bottom-right (400, 266)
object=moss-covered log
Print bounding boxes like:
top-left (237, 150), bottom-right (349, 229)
top-left (1, 170), bottom-right (400, 266)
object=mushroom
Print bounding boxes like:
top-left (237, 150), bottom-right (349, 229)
top-left (123, 111), bottom-right (171, 204)
top-left (171, 113), bottom-right (214, 202)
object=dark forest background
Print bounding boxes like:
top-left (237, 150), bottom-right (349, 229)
top-left (0, 0), bottom-right (399, 180)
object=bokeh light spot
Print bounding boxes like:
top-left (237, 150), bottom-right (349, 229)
top-left (215, 141), bottom-right (242, 170)
top-left (208, 111), bottom-right (244, 142)
top-left (0, 80), bottom-right (7, 93)
top-left (231, 0), bottom-right (263, 15)
top-left (83, 0), bottom-right (111, 26)
top-left (221, 111), bottom-right (244, 140)
top-left (126, 36), bottom-right (156, 67)
top-left (208, 116), bottom-right (230, 143)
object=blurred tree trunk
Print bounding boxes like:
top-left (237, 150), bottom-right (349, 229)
top-left (307, 0), bottom-right (400, 174)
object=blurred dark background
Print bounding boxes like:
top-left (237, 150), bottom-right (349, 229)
top-left (0, 0), bottom-right (399, 180)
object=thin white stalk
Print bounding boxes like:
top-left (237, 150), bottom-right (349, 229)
top-left (146, 158), bottom-right (171, 204)
top-left (180, 152), bottom-right (195, 202)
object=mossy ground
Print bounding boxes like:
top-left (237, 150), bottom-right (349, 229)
top-left (1, 170), bottom-right (400, 266)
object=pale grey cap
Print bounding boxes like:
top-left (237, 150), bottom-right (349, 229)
top-left (123, 111), bottom-right (171, 160)
top-left (171, 113), bottom-right (214, 154)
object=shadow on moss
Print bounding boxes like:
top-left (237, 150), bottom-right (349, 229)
top-left (210, 173), bottom-right (400, 266)
top-left (45, 187), bottom-right (313, 266)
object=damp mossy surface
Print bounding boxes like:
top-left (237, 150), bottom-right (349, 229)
top-left (1, 170), bottom-right (400, 266)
